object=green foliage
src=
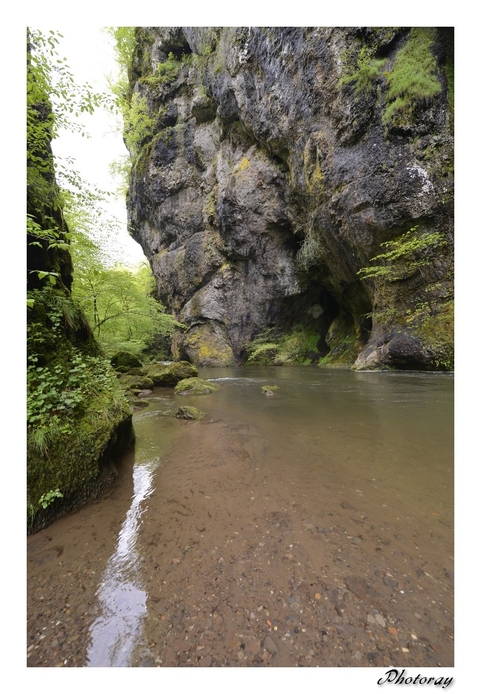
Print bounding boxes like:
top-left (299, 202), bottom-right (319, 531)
top-left (123, 91), bottom-right (154, 157)
top-left (26, 29), bottom-right (136, 531)
top-left (357, 226), bottom-right (447, 282)
top-left (27, 371), bottom-right (131, 530)
top-left (107, 27), bottom-right (136, 78)
top-left (246, 326), bottom-right (319, 365)
top-left (340, 45), bottom-right (386, 97)
top-left (108, 154), bottom-right (131, 197)
top-left (246, 328), bottom-right (280, 364)
top-left (70, 224), bottom-right (183, 356)
top-left (27, 213), bottom-right (71, 252)
top-left (28, 348), bottom-right (118, 435)
top-left (382, 28), bottom-right (442, 127)
top-left (27, 29), bottom-right (117, 291)
top-left (38, 489), bottom-right (63, 509)
top-left (106, 27), bottom-right (156, 160)
top-left (139, 52), bottom-right (181, 87)
top-left (27, 29), bottom-right (114, 201)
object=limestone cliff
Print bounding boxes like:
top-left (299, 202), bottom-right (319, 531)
top-left (125, 27), bottom-right (454, 370)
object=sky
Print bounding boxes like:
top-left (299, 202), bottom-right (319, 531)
top-left (49, 27), bottom-right (146, 266)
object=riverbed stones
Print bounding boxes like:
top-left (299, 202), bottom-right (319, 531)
top-left (138, 389), bottom-right (153, 397)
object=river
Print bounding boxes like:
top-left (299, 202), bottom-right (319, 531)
top-left (27, 366), bottom-right (454, 669)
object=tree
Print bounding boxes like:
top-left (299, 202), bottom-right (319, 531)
top-left (66, 203), bottom-right (182, 356)
top-left (27, 29), bottom-right (116, 291)
top-left (71, 255), bottom-right (183, 356)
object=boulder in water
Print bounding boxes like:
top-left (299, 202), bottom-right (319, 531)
top-left (174, 377), bottom-right (219, 395)
top-left (175, 406), bottom-right (204, 420)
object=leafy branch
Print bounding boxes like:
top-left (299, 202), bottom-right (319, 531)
top-left (357, 225), bottom-right (446, 282)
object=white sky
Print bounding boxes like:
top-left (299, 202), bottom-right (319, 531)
top-left (50, 27), bottom-right (146, 266)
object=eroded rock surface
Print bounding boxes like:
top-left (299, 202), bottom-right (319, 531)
top-left (126, 27), bottom-right (454, 369)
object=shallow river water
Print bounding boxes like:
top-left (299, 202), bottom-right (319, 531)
top-left (27, 366), bottom-right (454, 669)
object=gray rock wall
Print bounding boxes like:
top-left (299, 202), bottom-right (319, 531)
top-left (126, 27), bottom-right (454, 369)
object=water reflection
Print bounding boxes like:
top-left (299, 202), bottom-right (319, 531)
top-left (86, 457), bottom-right (160, 667)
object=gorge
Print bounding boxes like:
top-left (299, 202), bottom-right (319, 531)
top-left (26, 28), bottom-right (455, 672)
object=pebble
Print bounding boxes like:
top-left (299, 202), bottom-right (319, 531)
top-left (414, 612), bottom-right (423, 620)
top-left (375, 614), bottom-right (386, 627)
top-left (383, 576), bottom-right (398, 588)
top-left (351, 537), bottom-right (362, 545)
top-left (264, 636), bottom-right (277, 654)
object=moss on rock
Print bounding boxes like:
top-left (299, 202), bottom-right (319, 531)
top-left (175, 405), bottom-right (204, 419)
top-left (28, 385), bottom-right (134, 534)
top-left (118, 374), bottom-right (155, 391)
top-left (143, 360), bottom-right (198, 385)
top-left (110, 350), bottom-right (143, 372)
top-left (174, 377), bottom-right (219, 395)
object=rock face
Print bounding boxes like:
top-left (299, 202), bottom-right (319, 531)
top-left (126, 27), bottom-right (454, 370)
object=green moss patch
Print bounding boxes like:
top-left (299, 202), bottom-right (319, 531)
top-left (261, 385), bottom-right (279, 393)
top-left (28, 380), bottom-right (133, 533)
top-left (111, 350), bottom-right (143, 371)
top-left (246, 326), bottom-right (320, 365)
top-left (383, 28), bottom-right (442, 128)
top-left (175, 406), bottom-right (204, 420)
top-left (143, 360), bottom-right (198, 386)
top-left (411, 301), bottom-right (454, 370)
top-left (174, 377), bottom-right (219, 395)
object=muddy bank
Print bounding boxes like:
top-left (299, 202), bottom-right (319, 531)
top-left (27, 390), bottom-right (453, 668)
